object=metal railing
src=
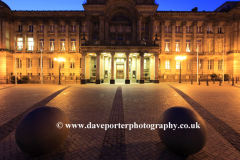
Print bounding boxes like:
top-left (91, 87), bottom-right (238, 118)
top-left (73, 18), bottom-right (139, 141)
top-left (82, 40), bottom-right (159, 47)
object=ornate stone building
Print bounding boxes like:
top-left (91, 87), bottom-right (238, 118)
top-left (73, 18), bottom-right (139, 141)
top-left (0, 0), bottom-right (240, 84)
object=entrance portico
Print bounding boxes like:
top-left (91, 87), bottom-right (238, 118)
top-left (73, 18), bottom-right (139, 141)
top-left (81, 51), bottom-right (160, 84)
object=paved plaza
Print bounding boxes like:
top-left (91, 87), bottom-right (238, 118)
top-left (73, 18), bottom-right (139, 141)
top-left (1, 82), bottom-right (240, 159)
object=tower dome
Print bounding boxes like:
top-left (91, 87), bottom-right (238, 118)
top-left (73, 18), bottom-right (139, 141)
top-left (0, 0), bottom-right (11, 10)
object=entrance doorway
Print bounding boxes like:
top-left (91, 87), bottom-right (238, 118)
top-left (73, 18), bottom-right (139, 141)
top-left (116, 64), bottom-right (124, 79)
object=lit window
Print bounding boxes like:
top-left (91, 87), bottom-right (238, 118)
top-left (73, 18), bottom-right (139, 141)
top-left (144, 59), bottom-right (147, 69)
top-left (187, 59), bottom-right (192, 70)
top-left (50, 39), bottom-right (55, 51)
top-left (186, 40), bottom-right (191, 52)
top-left (154, 26), bottom-right (159, 33)
top-left (18, 25), bottom-right (22, 32)
top-left (28, 38), bottom-right (34, 51)
top-left (208, 59), bottom-right (214, 69)
top-left (81, 25), bottom-right (87, 33)
top-left (17, 58), bottom-right (22, 68)
top-left (118, 25), bottom-right (123, 33)
top-left (38, 58), bottom-right (43, 68)
top-left (207, 26), bottom-right (212, 34)
top-left (141, 22), bottom-right (148, 30)
top-left (175, 26), bottom-right (180, 33)
top-left (199, 59), bottom-right (203, 69)
top-left (39, 25), bottom-right (44, 32)
top-left (60, 62), bottom-right (64, 68)
top-left (29, 25), bottom-right (33, 32)
top-left (50, 25), bottom-right (55, 32)
top-left (70, 58), bottom-right (75, 68)
top-left (218, 26), bottom-right (223, 34)
top-left (165, 39), bottom-right (170, 52)
top-left (27, 58), bottom-right (32, 68)
top-left (165, 26), bottom-right (171, 33)
top-left (60, 39), bottom-right (65, 51)
top-left (218, 60), bottom-right (223, 69)
top-left (196, 40), bottom-right (202, 52)
top-left (165, 60), bottom-right (170, 69)
top-left (207, 40), bottom-right (213, 52)
top-left (70, 39), bottom-right (76, 51)
top-left (218, 42), bottom-right (223, 53)
top-left (49, 58), bottom-right (54, 68)
top-left (197, 26), bottom-right (202, 33)
top-left (176, 60), bottom-right (180, 69)
top-left (175, 40), bottom-right (180, 52)
top-left (17, 38), bottom-right (23, 51)
top-left (39, 39), bottom-right (44, 51)
top-left (186, 26), bottom-right (191, 33)
top-left (71, 25), bottom-right (76, 32)
top-left (60, 25), bottom-right (65, 32)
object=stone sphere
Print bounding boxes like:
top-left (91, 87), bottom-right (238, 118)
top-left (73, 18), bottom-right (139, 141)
top-left (158, 107), bottom-right (207, 155)
top-left (15, 107), bottom-right (69, 156)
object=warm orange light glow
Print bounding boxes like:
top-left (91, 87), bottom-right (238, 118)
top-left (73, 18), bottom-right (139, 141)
top-left (54, 57), bottom-right (65, 62)
top-left (175, 56), bottom-right (187, 61)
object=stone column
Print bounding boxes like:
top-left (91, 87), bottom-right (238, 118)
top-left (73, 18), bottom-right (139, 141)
top-left (104, 17), bottom-right (109, 40)
top-left (182, 21), bottom-right (187, 52)
top-left (233, 21), bottom-right (238, 52)
top-left (96, 52), bottom-right (101, 84)
top-left (214, 22), bottom-right (219, 53)
top-left (65, 23), bottom-right (69, 52)
top-left (125, 52), bottom-right (130, 84)
top-left (55, 23), bottom-right (58, 51)
top-left (161, 21), bottom-right (165, 52)
top-left (140, 52), bottom-right (144, 84)
top-left (171, 21), bottom-right (176, 52)
top-left (203, 22), bottom-right (208, 53)
top-left (44, 23), bottom-right (48, 51)
top-left (99, 16), bottom-right (104, 40)
top-left (137, 16), bottom-right (142, 41)
top-left (87, 15), bottom-right (91, 40)
top-left (193, 21), bottom-right (197, 53)
top-left (154, 53), bottom-right (159, 83)
top-left (33, 23), bottom-right (37, 52)
top-left (22, 23), bottom-right (26, 52)
top-left (150, 16), bottom-right (155, 41)
top-left (132, 19), bottom-right (137, 41)
top-left (110, 52), bottom-right (115, 84)
top-left (76, 22), bottom-right (80, 52)
top-left (81, 52), bottom-right (87, 84)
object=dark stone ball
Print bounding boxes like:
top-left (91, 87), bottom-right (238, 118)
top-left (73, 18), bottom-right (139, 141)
top-left (15, 107), bottom-right (69, 156)
top-left (158, 107), bottom-right (207, 155)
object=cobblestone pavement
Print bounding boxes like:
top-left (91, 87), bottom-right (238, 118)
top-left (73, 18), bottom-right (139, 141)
top-left (0, 83), bottom-right (240, 159)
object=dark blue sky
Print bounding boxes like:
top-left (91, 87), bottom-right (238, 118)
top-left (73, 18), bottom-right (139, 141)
top-left (3, 0), bottom-right (239, 11)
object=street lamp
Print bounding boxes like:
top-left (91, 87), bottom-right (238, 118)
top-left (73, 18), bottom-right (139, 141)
top-left (175, 56), bottom-right (187, 83)
top-left (54, 57), bottom-right (65, 85)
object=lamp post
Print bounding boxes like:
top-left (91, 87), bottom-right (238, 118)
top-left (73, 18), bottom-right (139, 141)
top-left (175, 56), bottom-right (187, 83)
top-left (54, 58), bottom-right (65, 85)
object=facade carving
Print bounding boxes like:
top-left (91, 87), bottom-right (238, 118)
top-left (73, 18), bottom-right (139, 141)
top-left (0, 0), bottom-right (240, 84)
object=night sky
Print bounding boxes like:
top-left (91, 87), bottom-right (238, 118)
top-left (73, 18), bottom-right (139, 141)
top-left (2, 0), bottom-right (239, 11)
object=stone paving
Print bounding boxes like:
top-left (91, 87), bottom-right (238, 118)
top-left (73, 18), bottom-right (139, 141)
top-left (0, 83), bottom-right (240, 159)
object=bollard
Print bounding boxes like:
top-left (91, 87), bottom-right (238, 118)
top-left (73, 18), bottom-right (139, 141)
top-left (198, 78), bottom-right (201, 85)
top-left (191, 79), bottom-right (193, 85)
top-left (219, 79), bottom-right (222, 86)
top-left (207, 78), bottom-right (209, 86)
top-left (232, 78), bottom-right (234, 86)
top-left (236, 77), bottom-right (238, 83)
top-left (228, 78), bottom-right (230, 83)
top-left (213, 78), bottom-right (215, 84)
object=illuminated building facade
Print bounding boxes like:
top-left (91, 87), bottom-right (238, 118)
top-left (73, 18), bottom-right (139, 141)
top-left (0, 0), bottom-right (240, 84)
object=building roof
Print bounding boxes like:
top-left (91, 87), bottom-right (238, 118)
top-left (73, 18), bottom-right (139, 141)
top-left (214, 1), bottom-right (239, 12)
top-left (0, 0), bottom-right (11, 10)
